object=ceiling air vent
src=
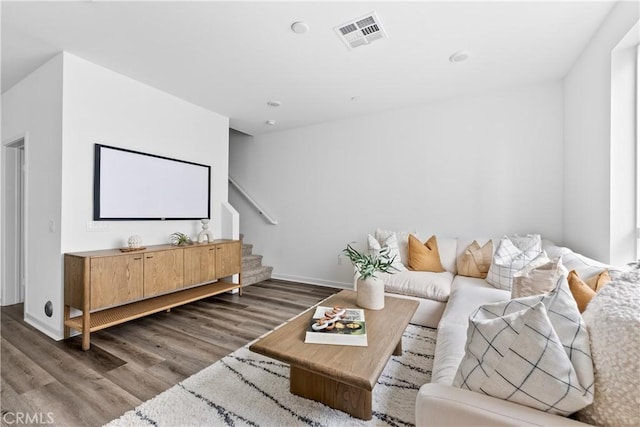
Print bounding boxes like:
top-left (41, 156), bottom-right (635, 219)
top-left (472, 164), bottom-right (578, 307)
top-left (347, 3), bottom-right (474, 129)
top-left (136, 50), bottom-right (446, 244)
top-left (334, 12), bottom-right (387, 50)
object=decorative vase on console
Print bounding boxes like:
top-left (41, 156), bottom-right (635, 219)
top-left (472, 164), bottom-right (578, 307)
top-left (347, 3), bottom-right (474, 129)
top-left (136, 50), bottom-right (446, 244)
top-left (127, 235), bottom-right (142, 249)
top-left (342, 244), bottom-right (396, 310)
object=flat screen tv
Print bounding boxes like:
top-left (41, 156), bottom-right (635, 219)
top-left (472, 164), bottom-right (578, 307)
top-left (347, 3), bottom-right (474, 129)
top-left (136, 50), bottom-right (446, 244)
top-left (94, 144), bottom-right (211, 221)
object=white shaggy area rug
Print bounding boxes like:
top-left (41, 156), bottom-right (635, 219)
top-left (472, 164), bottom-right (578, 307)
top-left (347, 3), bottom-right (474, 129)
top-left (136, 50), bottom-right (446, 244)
top-left (106, 324), bottom-right (436, 427)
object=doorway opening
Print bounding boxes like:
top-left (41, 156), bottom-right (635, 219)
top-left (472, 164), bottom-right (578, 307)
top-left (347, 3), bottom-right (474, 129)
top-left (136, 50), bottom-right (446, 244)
top-left (2, 134), bottom-right (27, 307)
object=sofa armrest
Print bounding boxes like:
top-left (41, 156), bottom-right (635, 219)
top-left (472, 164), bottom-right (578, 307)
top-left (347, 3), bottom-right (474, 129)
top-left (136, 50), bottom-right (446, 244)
top-left (416, 383), bottom-right (591, 427)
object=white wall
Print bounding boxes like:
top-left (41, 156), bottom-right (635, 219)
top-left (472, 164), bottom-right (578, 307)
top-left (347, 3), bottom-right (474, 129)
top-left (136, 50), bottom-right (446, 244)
top-left (2, 52), bottom-right (230, 340)
top-left (230, 81), bottom-right (564, 288)
top-left (1, 54), bottom-right (64, 338)
top-left (563, 2), bottom-right (639, 264)
top-left (60, 53), bottom-right (229, 252)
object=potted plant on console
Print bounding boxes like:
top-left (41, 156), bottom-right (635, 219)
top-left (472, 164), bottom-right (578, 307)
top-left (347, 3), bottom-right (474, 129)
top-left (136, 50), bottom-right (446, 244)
top-left (342, 244), bottom-right (395, 310)
top-left (170, 232), bottom-right (193, 246)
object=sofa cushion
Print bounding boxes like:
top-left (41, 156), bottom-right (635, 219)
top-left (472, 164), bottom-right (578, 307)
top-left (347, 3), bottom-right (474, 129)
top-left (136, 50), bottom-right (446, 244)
top-left (367, 233), bottom-right (407, 272)
top-left (432, 276), bottom-right (510, 385)
top-left (416, 383), bottom-right (593, 427)
top-left (441, 276), bottom-right (511, 327)
top-left (486, 235), bottom-right (542, 290)
top-left (408, 234), bottom-right (445, 272)
top-left (378, 270), bottom-right (453, 302)
top-left (432, 323), bottom-right (470, 385)
top-left (453, 275), bottom-right (594, 415)
top-left (384, 292), bottom-right (446, 329)
top-left (457, 240), bottom-right (493, 279)
top-left (511, 255), bottom-right (567, 299)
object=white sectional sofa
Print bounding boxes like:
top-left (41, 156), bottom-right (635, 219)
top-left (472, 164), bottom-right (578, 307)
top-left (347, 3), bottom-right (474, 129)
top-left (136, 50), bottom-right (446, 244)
top-left (368, 231), bottom-right (622, 426)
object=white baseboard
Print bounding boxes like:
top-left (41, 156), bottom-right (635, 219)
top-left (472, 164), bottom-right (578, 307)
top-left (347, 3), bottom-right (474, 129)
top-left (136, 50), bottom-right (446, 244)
top-left (271, 273), bottom-right (353, 290)
top-left (24, 313), bottom-right (63, 341)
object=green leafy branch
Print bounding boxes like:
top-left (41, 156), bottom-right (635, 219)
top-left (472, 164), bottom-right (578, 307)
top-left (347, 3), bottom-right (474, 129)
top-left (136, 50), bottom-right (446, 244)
top-left (170, 232), bottom-right (193, 246)
top-left (341, 244), bottom-right (396, 280)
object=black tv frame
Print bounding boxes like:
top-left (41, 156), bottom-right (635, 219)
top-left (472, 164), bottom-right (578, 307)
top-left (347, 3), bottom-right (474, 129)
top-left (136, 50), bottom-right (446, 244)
top-left (93, 144), bottom-right (211, 221)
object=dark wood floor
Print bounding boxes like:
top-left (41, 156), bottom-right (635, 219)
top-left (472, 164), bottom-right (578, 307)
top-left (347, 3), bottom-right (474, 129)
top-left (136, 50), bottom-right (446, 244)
top-left (0, 280), bottom-right (337, 427)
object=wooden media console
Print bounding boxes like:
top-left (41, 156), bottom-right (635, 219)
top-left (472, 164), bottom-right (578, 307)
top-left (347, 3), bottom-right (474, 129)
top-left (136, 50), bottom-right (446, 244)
top-left (64, 239), bottom-right (242, 350)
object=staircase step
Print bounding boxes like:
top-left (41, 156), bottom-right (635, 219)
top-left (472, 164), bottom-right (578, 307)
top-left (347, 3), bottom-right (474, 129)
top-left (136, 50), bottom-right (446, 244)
top-left (242, 266), bottom-right (274, 287)
top-left (242, 254), bottom-right (263, 271)
top-left (242, 243), bottom-right (253, 256)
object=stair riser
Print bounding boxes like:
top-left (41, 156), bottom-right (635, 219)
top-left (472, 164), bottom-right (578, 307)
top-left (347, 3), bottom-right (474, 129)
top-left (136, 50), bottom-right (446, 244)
top-left (240, 237), bottom-right (272, 287)
top-left (243, 267), bottom-right (274, 286)
top-left (242, 257), bottom-right (263, 271)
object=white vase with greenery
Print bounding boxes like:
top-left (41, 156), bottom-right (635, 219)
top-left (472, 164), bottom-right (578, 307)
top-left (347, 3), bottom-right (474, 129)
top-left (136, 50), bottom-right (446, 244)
top-left (342, 244), bottom-right (395, 310)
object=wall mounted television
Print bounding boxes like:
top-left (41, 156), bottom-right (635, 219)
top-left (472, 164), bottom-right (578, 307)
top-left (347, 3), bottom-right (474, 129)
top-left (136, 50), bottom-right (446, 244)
top-left (94, 144), bottom-right (211, 221)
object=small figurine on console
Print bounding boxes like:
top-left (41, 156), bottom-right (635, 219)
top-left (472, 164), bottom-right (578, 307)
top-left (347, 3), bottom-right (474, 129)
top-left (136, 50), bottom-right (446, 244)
top-left (197, 219), bottom-right (214, 243)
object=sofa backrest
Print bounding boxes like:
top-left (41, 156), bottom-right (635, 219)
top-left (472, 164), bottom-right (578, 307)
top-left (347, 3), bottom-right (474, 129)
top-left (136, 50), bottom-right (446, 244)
top-left (542, 239), bottom-right (622, 278)
top-left (437, 237), bottom-right (458, 274)
top-left (372, 232), bottom-right (620, 280)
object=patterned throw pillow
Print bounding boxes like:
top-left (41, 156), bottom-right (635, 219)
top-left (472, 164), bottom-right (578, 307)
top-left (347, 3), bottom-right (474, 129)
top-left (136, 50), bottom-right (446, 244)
top-left (407, 234), bottom-right (445, 272)
top-left (511, 255), bottom-right (568, 299)
top-left (367, 233), bottom-right (407, 272)
top-left (486, 234), bottom-right (542, 290)
top-left (375, 228), bottom-right (413, 267)
top-left (454, 275), bottom-right (594, 415)
top-left (457, 240), bottom-right (493, 278)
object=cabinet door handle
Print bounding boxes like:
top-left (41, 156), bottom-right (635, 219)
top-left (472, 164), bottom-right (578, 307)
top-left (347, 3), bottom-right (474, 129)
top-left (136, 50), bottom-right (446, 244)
top-left (133, 257), bottom-right (142, 260)
top-left (146, 256), bottom-right (153, 259)
top-left (209, 248), bottom-right (215, 251)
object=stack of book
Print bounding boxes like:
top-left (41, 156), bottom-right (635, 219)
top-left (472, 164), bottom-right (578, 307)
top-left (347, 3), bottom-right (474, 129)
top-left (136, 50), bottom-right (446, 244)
top-left (304, 306), bottom-right (367, 346)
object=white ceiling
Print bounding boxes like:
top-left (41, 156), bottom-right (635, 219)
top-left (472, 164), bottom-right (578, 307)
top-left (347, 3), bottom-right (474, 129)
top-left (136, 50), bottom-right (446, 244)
top-left (2, 1), bottom-right (615, 136)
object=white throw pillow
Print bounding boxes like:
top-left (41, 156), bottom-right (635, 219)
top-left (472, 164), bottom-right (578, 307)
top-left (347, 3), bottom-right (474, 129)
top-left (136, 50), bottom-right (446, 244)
top-left (511, 255), bottom-right (568, 298)
top-left (375, 228), bottom-right (413, 267)
top-left (367, 233), bottom-right (407, 272)
top-left (454, 275), bottom-right (594, 415)
top-left (486, 234), bottom-right (542, 290)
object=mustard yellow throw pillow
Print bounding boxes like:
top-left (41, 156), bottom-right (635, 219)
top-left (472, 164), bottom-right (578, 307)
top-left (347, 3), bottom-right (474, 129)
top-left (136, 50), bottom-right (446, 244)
top-left (408, 234), bottom-right (445, 272)
top-left (567, 270), bottom-right (597, 313)
top-left (457, 240), bottom-right (493, 278)
top-left (585, 269), bottom-right (611, 292)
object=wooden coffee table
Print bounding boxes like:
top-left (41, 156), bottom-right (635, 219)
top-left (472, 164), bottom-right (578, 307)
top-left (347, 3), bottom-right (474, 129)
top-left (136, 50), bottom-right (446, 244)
top-left (249, 290), bottom-right (418, 420)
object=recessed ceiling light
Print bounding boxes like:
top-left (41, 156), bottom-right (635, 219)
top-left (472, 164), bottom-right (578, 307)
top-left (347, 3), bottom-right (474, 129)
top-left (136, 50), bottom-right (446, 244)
top-left (266, 120), bottom-right (276, 126)
top-left (267, 100), bottom-right (281, 107)
top-left (291, 21), bottom-right (309, 34)
top-left (449, 50), bottom-right (471, 63)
